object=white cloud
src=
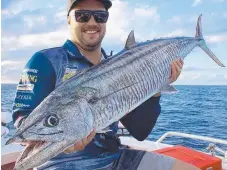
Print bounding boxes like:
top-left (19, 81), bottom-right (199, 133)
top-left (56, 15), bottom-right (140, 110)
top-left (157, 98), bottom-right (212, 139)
top-left (192, 0), bottom-right (202, 6)
top-left (163, 29), bottom-right (186, 37)
top-left (211, 74), bottom-right (217, 78)
top-left (134, 7), bottom-right (160, 23)
top-left (55, 11), bottom-right (67, 21)
top-left (2, 28), bottom-right (69, 51)
top-left (23, 15), bottom-right (46, 28)
top-left (1, 60), bottom-right (21, 66)
top-left (1, 62), bottom-right (26, 83)
top-left (105, 0), bottom-right (131, 43)
top-left (191, 74), bottom-right (201, 80)
top-left (224, 75), bottom-right (227, 79)
top-left (178, 73), bottom-right (185, 80)
top-left (1, 10), bottom-right (10, 16)
top-left (105, 0), bottom-right (160, 44)
top-left (206, 35), bottom-right (227, 43)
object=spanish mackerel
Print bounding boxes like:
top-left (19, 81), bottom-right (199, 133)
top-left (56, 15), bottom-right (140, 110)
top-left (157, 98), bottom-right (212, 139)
top-left (6, 15), bottom-right (225, 170)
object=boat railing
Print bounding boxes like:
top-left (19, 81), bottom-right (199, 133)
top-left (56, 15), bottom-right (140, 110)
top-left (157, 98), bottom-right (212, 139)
top-left (156, 131), bottom-right (227, 159)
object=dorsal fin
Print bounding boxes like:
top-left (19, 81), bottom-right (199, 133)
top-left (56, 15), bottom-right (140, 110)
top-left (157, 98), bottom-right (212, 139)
top-left (125, 30), bottom-right (136, 50)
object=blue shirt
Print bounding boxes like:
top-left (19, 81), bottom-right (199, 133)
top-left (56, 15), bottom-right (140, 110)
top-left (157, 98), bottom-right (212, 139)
top-left (12, 40), bottom-right (161, 169)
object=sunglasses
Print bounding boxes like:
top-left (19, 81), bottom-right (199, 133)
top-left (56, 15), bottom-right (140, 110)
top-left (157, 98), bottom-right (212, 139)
top-left (70, 10), bottom-right (109, 23)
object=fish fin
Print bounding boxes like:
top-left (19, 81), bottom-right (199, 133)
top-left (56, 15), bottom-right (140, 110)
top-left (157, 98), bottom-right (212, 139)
top-left (195, 15), bottom-right (225, 67)
top-left (96, 128), bottom-right (112, 134)
top-left (110, 50), bottom-right (113, 57)
top-left (125, 30), bottom-right (136, 50)
top-left (160, 85), bottom-right (178, 94)
top-left (195, 14), bottom-right (203, 38)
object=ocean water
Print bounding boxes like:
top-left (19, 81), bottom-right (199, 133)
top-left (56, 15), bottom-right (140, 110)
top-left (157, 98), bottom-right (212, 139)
top-left (1, 84), bottom-right (227, 153)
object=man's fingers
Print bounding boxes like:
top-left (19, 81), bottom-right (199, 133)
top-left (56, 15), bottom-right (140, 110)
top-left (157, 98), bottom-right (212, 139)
top-left (79, 130), bottom-right (96, 150)
top-left (64, 130), bottom-right (96, 153)
top-left (170, 62), bottom-right (177, 81)
top-left (174, 60), bottom-right (182, 73)
top-left (180, 58), bottom-right (184, 64)
top-left (77, 141), bottom-right (85, 151)
top-left (82, 130), bottom-right (96, 145)
top-left (169, 58), bottom-right (184, 83)
top-left (87, 130), bottom-right (96, 141)
top-left (177, 59), bottom-right (184, 68)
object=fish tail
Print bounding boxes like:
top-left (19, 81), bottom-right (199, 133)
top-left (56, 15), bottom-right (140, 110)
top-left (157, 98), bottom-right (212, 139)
top-left (195, 14), bottom-right (225, 67)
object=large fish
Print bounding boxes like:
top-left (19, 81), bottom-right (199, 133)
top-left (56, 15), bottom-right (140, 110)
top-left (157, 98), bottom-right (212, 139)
top-left (6, 15), bottom-right (225, 170)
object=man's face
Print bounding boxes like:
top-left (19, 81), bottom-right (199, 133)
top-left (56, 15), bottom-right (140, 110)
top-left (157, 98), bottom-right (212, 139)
top-left (68, 0), bottom-right (107, 51)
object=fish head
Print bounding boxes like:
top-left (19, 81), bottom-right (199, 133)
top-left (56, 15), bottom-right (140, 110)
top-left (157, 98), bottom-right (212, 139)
top-left (6, 95), bottom-right (93, 170)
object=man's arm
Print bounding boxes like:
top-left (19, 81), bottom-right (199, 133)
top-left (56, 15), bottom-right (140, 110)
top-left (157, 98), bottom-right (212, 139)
top-left (120, 95), bottom-right (161, 141)
top-left (13, 52), bottom-right (56, 128)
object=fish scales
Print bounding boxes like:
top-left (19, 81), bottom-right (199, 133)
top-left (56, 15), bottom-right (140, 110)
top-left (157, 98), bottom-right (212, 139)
top-left (88, 38), bottom-right (203, 129)
top-left (89, 40), bottom-right (194, 128)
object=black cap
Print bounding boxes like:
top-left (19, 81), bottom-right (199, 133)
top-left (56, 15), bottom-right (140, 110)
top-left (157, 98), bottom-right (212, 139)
top-left (67, 0), bottom-right (112, 16)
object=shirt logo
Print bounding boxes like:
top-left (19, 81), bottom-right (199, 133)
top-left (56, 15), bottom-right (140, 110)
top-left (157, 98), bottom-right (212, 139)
top-left (62, 68), bottom-right (78, 81)
top-left (17, 84), bottom-right (34, 93)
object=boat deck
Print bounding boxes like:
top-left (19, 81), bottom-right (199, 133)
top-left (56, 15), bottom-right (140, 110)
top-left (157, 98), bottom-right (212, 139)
top-left (2, 126), bottom-right (227, 170)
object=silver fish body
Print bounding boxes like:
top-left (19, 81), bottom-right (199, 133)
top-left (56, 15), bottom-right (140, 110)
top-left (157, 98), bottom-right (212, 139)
top-left (7, 15), bottom-right (225, 170)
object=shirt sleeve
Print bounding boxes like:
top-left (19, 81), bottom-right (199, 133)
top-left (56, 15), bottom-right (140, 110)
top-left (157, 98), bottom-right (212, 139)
top-left (120, 96), bottom-right (161, 141)
top-left (12, 52), bottom-right (56, 128)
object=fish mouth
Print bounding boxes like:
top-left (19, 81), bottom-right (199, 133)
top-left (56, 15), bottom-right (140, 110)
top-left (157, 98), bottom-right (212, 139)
top-left (16, 140), bottom-right (52, 164)
top-left (14, 140), bottom-right (74, 170)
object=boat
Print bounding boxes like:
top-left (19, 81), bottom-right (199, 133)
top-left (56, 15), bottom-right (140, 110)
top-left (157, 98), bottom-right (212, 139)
top-left (1, 124), bottom-right (227, 170)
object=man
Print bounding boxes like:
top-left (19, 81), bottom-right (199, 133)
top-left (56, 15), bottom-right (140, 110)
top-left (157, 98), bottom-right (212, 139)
top-left (12, 0), bottom-right (199, 169)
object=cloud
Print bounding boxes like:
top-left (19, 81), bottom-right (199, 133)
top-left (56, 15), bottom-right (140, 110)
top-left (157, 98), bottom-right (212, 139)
top-left (178, 73), bottom-right (185, 80)
top-left (105, 0), bottom-right (131, 43)
top-left (183, 66), bottom-right (206, 71)
top-left (192, 0), bottom-right (202, 6)
top-left (55, 11), bottom-right (67, 21)
top-left (175, 72), bottom-right (227, 85)
top-left (1, 9), bottom-right (10, 16)
top-left (191, 74), bottom-right (201, 80)
top-left (134, 7), bottom-right (160, 23)
top-left (206, 34), bottom-right (227, 43)
top-left (1, 60), bottom-right (21, 66)
top-left (105, 1), bottom-right (160, 45)
top-left (23, 15), bottom-right (46, 29)
top-left (167, 16), bottom-right (181, 24)
top-left (163, 29), bottom-right (186, 37)
top-left (224, 75), bottom-right (227, 79)
top-left (2, 28), bottom-right (69, 51)
top-left (1, 61), bottom-right (26, 83)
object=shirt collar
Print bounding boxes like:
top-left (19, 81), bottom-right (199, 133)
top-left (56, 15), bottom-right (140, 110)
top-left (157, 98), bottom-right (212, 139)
top-left (63, 40), bottom-right (108, 61)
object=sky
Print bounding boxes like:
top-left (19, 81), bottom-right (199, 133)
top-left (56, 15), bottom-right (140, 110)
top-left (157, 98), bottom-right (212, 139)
top-left (1, 0), bottom-right (227, 85)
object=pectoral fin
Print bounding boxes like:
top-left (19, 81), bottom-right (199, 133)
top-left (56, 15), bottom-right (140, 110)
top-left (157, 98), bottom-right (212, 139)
top-left (160, 85), bottom-right (178, 94)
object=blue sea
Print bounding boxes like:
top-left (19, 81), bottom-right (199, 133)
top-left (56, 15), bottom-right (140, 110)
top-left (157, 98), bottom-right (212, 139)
top-left (1, 84), bottom-right (227, 153)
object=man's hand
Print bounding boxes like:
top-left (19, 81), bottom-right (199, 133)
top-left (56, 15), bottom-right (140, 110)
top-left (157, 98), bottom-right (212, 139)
top-left (64, 130), bottom-right (96, 154)
top-left (152, 58), bottom-right (184, 97)
top-left (169, 58), bottom-right (184, 83)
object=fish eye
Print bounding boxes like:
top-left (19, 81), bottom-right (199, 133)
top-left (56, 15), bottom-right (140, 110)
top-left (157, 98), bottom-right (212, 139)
top-left (44, 114), bottom-right (59, 127)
